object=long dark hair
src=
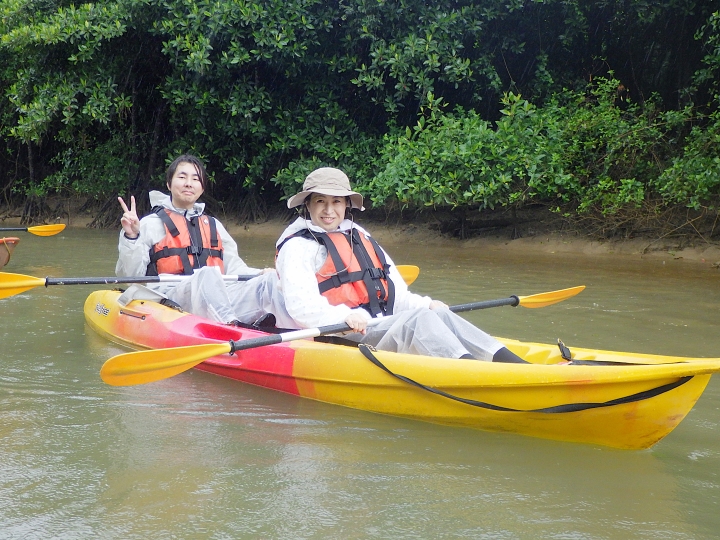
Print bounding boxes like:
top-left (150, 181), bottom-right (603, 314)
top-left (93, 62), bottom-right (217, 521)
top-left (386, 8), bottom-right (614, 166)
top-left (165, 154), bottom-right (208, 190)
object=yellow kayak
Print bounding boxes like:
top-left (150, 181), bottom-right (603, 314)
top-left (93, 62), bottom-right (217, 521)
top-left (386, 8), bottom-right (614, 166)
top-left (84, 289), bottom-right (720, 450)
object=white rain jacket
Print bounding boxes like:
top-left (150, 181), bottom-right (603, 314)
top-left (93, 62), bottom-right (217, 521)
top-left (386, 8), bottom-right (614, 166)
top-left (275, 217), bottom-right (504, 360)
top-left (275, 217), bottom-right (432, 329)
top-left (115, 191), bottom-right (271, 324)
top-left (116, 191), bottom-right (258, 285)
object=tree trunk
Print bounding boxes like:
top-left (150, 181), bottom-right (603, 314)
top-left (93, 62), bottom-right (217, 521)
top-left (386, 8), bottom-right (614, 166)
top-left (143, 102), bottom-right (166, 191)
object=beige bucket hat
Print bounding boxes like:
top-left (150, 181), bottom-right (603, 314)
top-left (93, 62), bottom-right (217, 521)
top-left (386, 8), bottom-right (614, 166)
top-left (286, 167), bottom-right (364, 210)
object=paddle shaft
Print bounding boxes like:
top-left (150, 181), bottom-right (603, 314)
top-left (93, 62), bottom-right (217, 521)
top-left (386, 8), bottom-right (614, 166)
top-left (44, 265), bottom-right (420, 286)
top-left (44, 274), bottom-right (259, 286)
top-left (99, 286), bottom-right (583, 385)
top-left (450, 297), bottom-right (518, 312)
top-left (226, 296), bottom-right (522, 353)
top-left (0, 265), bottom-right (420, 300)
top-left (0, 227), bottom-right (29, 232)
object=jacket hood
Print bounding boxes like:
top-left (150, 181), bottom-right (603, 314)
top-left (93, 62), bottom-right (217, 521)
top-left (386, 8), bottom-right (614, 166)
top-left (149, 190), bottom-right (205, 217)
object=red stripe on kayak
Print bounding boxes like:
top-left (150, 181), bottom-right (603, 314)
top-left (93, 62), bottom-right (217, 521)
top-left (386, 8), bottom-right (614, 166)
top-left (110, 300), bottom-right (301, 394)
top-left (170, 315), bottom-right (300, 394)
top-left (195, 345), bottom-right (300, 395)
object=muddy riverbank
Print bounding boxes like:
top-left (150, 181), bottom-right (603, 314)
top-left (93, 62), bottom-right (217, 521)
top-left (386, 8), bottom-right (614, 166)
top-left (3, 203), bottom-right (720, 268)
top-left (5, 215), bottom-right (720, 271)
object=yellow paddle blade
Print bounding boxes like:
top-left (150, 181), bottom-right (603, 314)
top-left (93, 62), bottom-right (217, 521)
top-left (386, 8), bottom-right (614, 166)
top-left (517, 285), bottom-right (586, 308)
top-left (27, 224), bottom-right (66, 236)
top-left (0, 272), bottom-right (46, 299)
top-left (100, 342), bottom-right (233, 386)
top-left (397, 265), bottom-right (419, 286)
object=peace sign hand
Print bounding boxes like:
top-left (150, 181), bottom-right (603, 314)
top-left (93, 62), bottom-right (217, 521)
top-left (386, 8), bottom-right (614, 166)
top-left (118, 195), bottom-right (140, 238)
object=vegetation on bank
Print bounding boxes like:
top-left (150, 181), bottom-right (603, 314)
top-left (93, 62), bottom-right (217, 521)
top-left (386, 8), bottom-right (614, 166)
top-left (1, 0), bottom-right (720, 240)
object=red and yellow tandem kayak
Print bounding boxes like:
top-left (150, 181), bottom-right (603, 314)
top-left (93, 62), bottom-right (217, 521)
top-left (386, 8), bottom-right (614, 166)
top-left (0, 237), bottom-right (19, 269)
top-left (84, 289), bottom-right (720, 450)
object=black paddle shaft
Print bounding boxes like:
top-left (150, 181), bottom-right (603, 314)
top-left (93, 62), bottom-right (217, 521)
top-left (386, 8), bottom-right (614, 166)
top-left (226, 298), bottom-right (521, 354)
top-left (228, 321), bottom-right (354, 353)
top-left (450, 296), bottom-right (519, 313)
top-left (44, 275), bottom-right (258, 286)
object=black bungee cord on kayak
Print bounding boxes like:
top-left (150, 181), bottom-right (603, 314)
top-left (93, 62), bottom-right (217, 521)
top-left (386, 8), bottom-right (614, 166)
top-left (357, 344), bottom-right (693, 414)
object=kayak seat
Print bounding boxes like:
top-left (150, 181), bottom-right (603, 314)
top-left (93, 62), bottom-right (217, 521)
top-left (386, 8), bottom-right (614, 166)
top-left (248, 313), bottom-right (299, 334)
top-left (160, 297), bottom-right (184, 311)
top-left (224, 313), bottom-right (296, 335)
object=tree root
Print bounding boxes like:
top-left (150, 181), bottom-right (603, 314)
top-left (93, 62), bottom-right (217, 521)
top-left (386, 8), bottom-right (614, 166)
top-left (562, 202), bottom-right (720, 249)
top-left (20, 196), bottom-right (53, 225)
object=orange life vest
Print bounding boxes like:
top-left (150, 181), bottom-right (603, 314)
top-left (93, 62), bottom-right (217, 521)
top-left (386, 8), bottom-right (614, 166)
top-left (277, 228), bottom-right (394, 317)
top-left (147, 208), bottom-right (224, 275)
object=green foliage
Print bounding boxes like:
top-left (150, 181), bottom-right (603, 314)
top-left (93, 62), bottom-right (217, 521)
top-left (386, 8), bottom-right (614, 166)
top-left (366, 91), bottom-right (572, 211)
top-left (0, 0), bottom-right (720, 224)
top-left (0, 0), bottom-right (164, 199)
top-left (41, 133), bottom-right (140, 197)
top-left (270, 131), bottom-right (384, 204)
top-left (347, 3), bottom-right (478, 112)
top-left (1, 0), bottom-right (140, 142)
top-left (695, 11), bottom-right (720, 96)
top-left (366, 78), bottom-right (689, 215)
top-left (648, 12), bottom-right (720, 211)
top-left (368, 94), bottom-right (507, 210)
top-left (654, 114), bottom-right (720, 210)
top-left (537, 76), bottom-right (682, 214)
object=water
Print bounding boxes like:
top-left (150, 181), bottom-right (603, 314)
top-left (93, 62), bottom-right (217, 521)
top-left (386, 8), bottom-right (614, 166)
top-left (1, 227), bottom-right (718, 538)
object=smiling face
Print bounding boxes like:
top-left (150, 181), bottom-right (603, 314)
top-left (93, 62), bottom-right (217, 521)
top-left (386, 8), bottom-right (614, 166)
top-left (167, 161), bottom-right (204, 210)
top-left (306, 192), bottom-right (348, 232)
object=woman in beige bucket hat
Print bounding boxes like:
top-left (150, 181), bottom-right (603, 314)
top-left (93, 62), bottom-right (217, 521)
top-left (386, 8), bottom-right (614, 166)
top-left (274, 167), bottom-right (527, 363)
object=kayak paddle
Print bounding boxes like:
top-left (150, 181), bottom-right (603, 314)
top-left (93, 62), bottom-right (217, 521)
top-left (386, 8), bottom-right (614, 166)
top-left (0, 265), bottom-right (420, 300)
top-left (0, 272), bottom-right (261, 299)
top-left (398, 264), bottom-right (419, 285)
top-left (100, 285), bottom-right (585, 386)
top-left (0, 224), bottom-right (66, 236)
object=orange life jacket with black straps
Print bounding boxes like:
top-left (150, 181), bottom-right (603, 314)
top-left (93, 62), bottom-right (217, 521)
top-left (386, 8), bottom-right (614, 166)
top-left (277, 228), bottom-right (395, 317)
top-left (146, 207), bottom-right (224, 276)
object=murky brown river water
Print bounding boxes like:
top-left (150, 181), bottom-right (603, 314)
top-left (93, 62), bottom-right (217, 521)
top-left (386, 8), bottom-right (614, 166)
top-left (1, 227), bottom-right (718, 538)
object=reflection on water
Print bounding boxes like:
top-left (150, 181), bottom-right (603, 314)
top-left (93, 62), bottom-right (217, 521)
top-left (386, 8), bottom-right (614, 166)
top-left (1, 228), bottom-right (718, 538)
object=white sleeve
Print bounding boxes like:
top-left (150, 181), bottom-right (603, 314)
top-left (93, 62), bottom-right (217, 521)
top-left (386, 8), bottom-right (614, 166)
top-left (115, 215), bottom-right (163, 277)
top-left (276, 237), bottom-right (369, 328)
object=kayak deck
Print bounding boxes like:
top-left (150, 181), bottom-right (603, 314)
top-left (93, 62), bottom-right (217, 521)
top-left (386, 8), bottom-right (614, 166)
top-left (84, 289), bottom-right (720, 450)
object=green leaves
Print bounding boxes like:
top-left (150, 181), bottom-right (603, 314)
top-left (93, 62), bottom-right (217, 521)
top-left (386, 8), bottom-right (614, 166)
top-left (654, 113), bottom-right (720, 211)
top-left (362, 78), bottom-right (693, 216)
top-left (0, 0), bottom-right (719, 220)
top-left (0, 0), bottom-right (141, 143)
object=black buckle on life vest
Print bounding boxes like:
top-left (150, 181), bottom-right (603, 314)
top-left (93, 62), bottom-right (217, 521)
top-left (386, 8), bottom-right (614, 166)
top-left (328, 272), bottom-right (351, 288)
top-left (366, 268), bottom-right (385, 280)
top-left (187, 245), bottom-right (202, 256)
